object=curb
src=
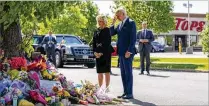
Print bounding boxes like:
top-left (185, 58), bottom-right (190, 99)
top-left (111, 66), bottom-right (209, 73)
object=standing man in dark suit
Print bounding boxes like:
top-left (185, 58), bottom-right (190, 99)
top-left (41, 31), bottom-right (57, 66)
top-left (110, 7), bottom-right (136, 99)
top-left (137, 22), bottom-right (154, 75)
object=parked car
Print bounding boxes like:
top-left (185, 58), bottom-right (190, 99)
top-left (33, 35), bottom-right (46, 54)
top-left (111, 42), bottom-right (117, 56)
top-left (151, 41), bottom-right (165, 52)
top-left (135, 42), bottom-right (139, 53)
top-left (111, 41), bottom-right (139, 55)
top-left (33, 34), bottom-right (95, 68)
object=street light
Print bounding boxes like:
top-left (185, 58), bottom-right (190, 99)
top-left (183, 0), bottom-right (193, 54)
top-left (208, 0), bottom-right (209, 72)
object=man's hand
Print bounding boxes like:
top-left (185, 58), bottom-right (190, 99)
top-left (140, 39), bottom-right (149, 43)
top-left (143, 39), bottom-right (149, 42)
top-left (140, 39), bottom-right (144, 43)
top-left (125, 51), bottom-right (131, 58)
top-left (112, 16), bottom-right (117, 25)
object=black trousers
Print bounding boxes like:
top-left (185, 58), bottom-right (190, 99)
top-left (46, 48), bottom-right (56, 66)
top-left (140, 48), bottom-right (151, 73)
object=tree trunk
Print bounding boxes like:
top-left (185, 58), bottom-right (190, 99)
top-left (2, 21), bottom-right (23, 58)
top-left (0, 24), bottom-right (3, 48)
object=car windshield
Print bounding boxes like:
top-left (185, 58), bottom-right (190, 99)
top-left (152, 42), bottom-right (161, 45)
top-left (56, 36), bottom-right (82, 45)
top-left (33, 36), bottom-right (43, 44)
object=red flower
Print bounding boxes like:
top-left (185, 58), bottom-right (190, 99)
top-left (9, 57), bottom-right (27, 70)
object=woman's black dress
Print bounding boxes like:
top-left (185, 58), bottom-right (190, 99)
top-left (93, 27), bottom-right (113, 73)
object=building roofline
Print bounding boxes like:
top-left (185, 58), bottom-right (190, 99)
top-left (172, 12), bottom-right (207, 18)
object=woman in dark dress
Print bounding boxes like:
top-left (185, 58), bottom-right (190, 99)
top-left (93, 15), bottom-right (113, 90)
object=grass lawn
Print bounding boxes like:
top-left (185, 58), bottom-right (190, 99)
top-left (111, 56), bottom-right (209, 72)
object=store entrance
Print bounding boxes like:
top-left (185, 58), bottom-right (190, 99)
top-left (175, 35), bottom-right (187, 51)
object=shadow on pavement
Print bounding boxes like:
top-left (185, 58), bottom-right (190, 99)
top-left (147, 74), bottom-right (170, 78)
top-left (110, 73), bottom-right (120, 76)
top-left (60, 65), bottom-right (89, 69)
top-left (129, 99), bottom-right (157, 106)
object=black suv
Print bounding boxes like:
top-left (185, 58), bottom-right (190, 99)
top-left (33, 34), bottom-right (95, 68)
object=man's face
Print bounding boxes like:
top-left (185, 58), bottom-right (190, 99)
top-left (49, 32), bottom-right (52, 36)
top-left (142, 23), bottom-right (147, 29)
top-left (116, 11), bottom-right (125, 21)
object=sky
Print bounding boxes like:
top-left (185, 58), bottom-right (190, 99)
top-left (94, 0), bottom-right (209, 17)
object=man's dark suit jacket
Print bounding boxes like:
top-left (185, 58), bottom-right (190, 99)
top-left (41, 35), bottom-right (57, 49)
top-left (110, 18), bottom-right (137, 56)
top-left (137, 29), bottom-right (154, 52)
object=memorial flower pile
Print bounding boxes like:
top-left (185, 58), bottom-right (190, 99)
top-left (0, 55), bottom-right (123, 106)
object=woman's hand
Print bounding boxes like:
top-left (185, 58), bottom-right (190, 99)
top-left (94, 52), bottom-right (103, 58)
top-left (94, 52), bottom-right (100, 58)
top-left (98, 53), bottom-right (103, 57)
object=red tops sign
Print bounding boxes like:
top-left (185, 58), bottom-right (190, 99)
top-left (175, 18), bottom-right (206, 32)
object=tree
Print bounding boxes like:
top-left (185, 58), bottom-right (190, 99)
top-left (51, 5), bottom-right (87, 36)
top-left (35, 2), bottom-right (88, 36)
top-left (78, 1), bottom-right (99, 42)
top-left (112, 0), bottom-right (175, 34)
top-left (31, 1), bottom-right (99, 43)
top-left (0, 1), bottom-right (65, 58)
top-left (201, 14), bottom-right (209, 56)
top-left (106, 15), bottom-right (117, 42)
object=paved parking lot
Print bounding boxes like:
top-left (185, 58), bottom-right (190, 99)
top-left (58, 66), bottom-right (209, 106)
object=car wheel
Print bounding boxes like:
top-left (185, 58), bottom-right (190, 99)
top-left (55, 51), bottom-right (63, 68)
top-left (86, 63), bottom-right (95, 68)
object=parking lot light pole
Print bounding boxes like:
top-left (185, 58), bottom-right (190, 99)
top-left (208, 0), bottom-right (209, 72)
top-left (183, 0), bottom-right (193, 54)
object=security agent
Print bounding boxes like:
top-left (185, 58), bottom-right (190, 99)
top-left (41, 31), bottom-right (57, 66)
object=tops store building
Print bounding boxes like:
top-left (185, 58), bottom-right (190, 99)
top-left (155, 13), bottom-right (207, 51)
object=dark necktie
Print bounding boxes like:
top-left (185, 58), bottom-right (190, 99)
top-left (49, 36), bottom-right (52, 42)
top-left (120, 21), bottom-right (124, 30)
top-left (143, 30), bottom-right (146, 38)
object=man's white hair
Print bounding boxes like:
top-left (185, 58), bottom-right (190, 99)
top-left (116, 7), bottom-right (127, 17)
top-left (142, 21), bottom-right (147, 24)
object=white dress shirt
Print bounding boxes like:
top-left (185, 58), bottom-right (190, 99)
top-left (120, 17), bottom-right (128, 29)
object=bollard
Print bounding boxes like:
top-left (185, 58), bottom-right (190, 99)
top-left (179, 42), bottom-right (182, 54)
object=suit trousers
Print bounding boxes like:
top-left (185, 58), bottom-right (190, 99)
top-left (140, 47), bottom-right (151, 73)
top-left (119, 55), bottom-right (134, 97)
top-left (46, 47), bottom-right (56, 66)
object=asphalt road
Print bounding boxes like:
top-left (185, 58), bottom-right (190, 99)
top-left (58, 66), bottom-right (208, 106)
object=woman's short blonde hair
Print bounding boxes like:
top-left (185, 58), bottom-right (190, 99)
top-left (96, 15), bottom-right (107, 28)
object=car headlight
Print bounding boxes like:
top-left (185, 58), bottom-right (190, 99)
top-left (65, 48), bottom-right (72, 54)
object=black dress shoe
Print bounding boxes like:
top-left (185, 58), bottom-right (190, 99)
top-left (111, 73), bottom-right (119, 76)
top-left (117, 94), bottom-right (126, 98)
top-left (122, 96), bottom-right (134, 99)
top-left (139, 73), bottom-right (144, 75)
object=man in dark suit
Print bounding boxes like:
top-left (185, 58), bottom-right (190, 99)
top-left (137, 22), bottom-right (154, 75)
top-left (41, 31), bottom-right (57, 66)
top-left (110, 7), bottom-right (136, 99)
